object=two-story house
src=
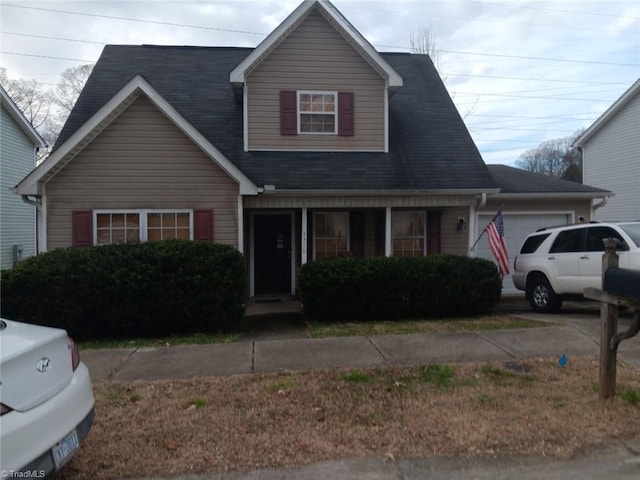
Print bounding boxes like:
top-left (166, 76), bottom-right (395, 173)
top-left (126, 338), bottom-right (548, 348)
top-left (574, 77), bottom-right (640, 221)
top-left (14, 0), bottom-right (609, 296)
top-left (1, 85), bottom-right (47, 270)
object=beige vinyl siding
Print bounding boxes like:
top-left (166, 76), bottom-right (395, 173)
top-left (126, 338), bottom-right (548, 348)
top-left (45, 96), bottom-right (239, 249)
top-left (247, 10), bottom-right (386, 151)
top-left (440, 207), bottom-right (470, 255)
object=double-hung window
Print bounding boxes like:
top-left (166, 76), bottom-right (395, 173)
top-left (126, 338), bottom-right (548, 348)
top-left (298, 91), bottom-right (337, 134)
top-left (95, 210), bottom-right (193, 245)
top-left (314, 212), bottom-right (349, 259)
top-left (392, 211), bottom-right (426, 257)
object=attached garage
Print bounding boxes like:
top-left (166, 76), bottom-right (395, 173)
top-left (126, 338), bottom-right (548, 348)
top-left (476, 212), bottom-right (572, 294)
top-left (476, 165), bottom-right (612, 295)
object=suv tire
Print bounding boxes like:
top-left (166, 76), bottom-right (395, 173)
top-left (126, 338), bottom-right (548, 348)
top-left (527, 275), bottom-right (562, 313)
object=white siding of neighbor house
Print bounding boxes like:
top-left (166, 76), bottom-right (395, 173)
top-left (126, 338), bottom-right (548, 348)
top-left (246, 10), bottom-right (386, 151)
top-left (583, 91), bottom-right (640, 221)
top-left (44, 96), bottom-right (240, 250)
top-left (1, 103), bottom-right (36, 269)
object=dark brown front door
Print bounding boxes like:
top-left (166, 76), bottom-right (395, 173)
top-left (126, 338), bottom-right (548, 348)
top-left (254, 214), bottom-right (292, 295)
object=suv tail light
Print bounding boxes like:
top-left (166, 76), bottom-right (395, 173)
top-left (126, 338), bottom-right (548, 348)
top-left (68, 336), bottom-right (80, 371)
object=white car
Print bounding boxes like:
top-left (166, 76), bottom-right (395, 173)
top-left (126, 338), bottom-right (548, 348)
top-left (0, 319), bottom-right (95, 476)
top-left (513, 222), bottom-right (640, 312)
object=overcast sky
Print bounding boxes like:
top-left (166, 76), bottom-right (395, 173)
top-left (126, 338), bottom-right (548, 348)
top-left (1, 0), bottom-right (638, 165)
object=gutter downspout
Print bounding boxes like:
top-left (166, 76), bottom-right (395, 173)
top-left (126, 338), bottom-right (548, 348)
top-left (593, 195), bottom-right (610, 211)
top-left (21, 194), bottom-right (40, 206)
top-left (476, 192), bottom-right (487, 208)
top-left (469, 193), bottom-right (488, 257)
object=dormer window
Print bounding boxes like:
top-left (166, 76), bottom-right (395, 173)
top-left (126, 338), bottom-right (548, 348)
top-left (280, 90), bottom-right (354, 136)
top-left (298, 91), bottom-right (336, 134)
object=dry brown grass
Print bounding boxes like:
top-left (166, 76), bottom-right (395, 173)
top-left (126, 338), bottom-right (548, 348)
top-left (59, 356), bottom-right (640, 479)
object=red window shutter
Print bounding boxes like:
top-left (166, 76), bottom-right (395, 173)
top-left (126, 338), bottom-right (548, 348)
top-left (72, 210), bottom-right (93, 247)
top-left (338, 92), bottom-right (354, 136)
top-left (194, 209), bottom-right (214, 241)
top-left (427, 211), bottom-right (441, 254)
top-left (280, 91), bottom-right (297, 135)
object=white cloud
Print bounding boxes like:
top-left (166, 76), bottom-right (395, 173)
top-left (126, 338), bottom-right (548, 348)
top-left (1, 0), bottom-right (638, 165)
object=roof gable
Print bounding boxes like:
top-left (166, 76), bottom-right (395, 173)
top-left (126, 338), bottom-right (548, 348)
top-left (229, 0), bottom-right (402, 89)
top-left (15, 75), bottom-right (258, 196)
top-left (0, 85), bottom-right (46, 148)
top-left (574, 77), bottom-right (640, 147)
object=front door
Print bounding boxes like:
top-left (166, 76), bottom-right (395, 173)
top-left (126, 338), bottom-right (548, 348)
top-left (254, 214), bottom-right (292, 295)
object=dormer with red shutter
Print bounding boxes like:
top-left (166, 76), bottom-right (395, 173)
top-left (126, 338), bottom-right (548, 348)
top-left (230, 0), bottom-right (402, 153)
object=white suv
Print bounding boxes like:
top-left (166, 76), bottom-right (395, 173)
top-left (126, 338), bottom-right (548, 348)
top-left (513, 222), bottom-right (640, 313)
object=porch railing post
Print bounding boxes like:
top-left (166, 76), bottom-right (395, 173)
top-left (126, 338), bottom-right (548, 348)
top-left (385, 207), bottom-right (392, 257)
top-left (301, 207), bottom-right (308, 265)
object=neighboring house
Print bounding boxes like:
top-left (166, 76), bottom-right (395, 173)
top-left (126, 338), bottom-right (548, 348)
top-left (574, 78), bottom-right (640, 221)
top-left (14, 0), bottom-right (609, 297)
top-left (1, 85), bottom-right (47, 270)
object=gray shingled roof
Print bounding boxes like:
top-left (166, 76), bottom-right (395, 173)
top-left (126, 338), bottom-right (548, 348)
top-left (56, 45), bottom-right (497, 192)
top-left (487, 164), bottom-right (609, 195)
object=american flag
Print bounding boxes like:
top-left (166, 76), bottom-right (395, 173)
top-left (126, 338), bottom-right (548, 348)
top-left (485, 211), bottom-right (510, 277)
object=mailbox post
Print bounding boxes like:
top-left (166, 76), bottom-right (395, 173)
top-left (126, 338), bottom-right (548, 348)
top-left (600, 238), bottom-right (618, 399)
top-left (584, 238), bottom-right (640, 400)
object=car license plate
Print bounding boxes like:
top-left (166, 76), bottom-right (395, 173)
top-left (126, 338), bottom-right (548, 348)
top-left (53, 429), bottom-right (79, 469)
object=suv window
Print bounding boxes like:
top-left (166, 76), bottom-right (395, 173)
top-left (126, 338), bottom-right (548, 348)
top-left (585, 226), bottom-right (628, 251)
top-left (550, 228), bottom-right (585, 253)
top-left (519, 233), bottom-right (551, 254)
top-left (620, 224), bottom-right (640, 247)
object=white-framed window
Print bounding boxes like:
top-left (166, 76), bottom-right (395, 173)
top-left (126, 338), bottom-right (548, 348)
top-left (94, 209), bottom-right (193, 245)
top-left (392, 211), bottom-right (426, 257)
top-left (314, 212), bottom-right (349, 259)
top-left (298, 91), bottom-right (337, 134)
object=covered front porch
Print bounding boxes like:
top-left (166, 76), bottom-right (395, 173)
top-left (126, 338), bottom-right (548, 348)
top-left (242, 193), bottom-right (485, 298)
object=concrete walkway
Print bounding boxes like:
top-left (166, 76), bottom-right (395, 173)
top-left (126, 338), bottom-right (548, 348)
top-left (80, 297), bottom-right (640, 480)
top-left (81, 298), bottom-right (640, 382)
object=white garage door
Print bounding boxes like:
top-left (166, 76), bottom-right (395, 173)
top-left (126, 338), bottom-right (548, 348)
top-left (476, 213), bottom-right (571, 294)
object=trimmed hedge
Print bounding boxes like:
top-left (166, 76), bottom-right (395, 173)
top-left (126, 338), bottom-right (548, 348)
top-left (0, 240), bottom-right (246, 340)
top-left (298, 255), bottom-right (502, 321)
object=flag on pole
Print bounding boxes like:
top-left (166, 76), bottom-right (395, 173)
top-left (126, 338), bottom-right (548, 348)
top-left (485, 211), bottom-right (510, 277)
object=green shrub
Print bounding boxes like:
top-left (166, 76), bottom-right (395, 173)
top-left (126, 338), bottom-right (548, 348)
top-left (0, 240), bottom-right (246, 340)
top-left (298, 255), bottom-right (501, 321)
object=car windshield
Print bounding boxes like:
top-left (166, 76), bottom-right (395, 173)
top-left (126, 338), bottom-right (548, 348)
top-left (619, 224), bottom-right (640, 247)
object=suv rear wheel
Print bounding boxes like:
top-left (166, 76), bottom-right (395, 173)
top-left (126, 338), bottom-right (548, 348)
top-left (527, 275), bottom-right (562, 313)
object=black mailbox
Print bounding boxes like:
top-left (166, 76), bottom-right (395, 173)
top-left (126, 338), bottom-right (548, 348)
top-left (603, 268), bottom-right (640, 302)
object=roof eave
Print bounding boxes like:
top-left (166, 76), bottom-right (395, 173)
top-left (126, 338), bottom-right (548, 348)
top-left (492, 192), bottom-right (613, 200)
top-left (0, 85), bottom-right (47, 149)
top-left (574, 77), bottom-right (640, 147)
top-left (258, 188), bottom-right (500, 197)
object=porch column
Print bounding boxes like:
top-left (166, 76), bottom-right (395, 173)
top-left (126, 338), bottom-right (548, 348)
top-left (237, 195), bottom-right (244, 253)
top-left (301, 207), bottom-right (308, 264)
top-left (385, 206), bottom-right (392, 257)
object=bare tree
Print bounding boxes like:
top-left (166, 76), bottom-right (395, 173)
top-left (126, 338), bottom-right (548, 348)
top-left (516, 131), bottom-right (584, 183)
top-left (53, 64), bottom-right (93, 116)
top-left (1, 68), bottom-right (54, 133)
top-left (410, 26), bottom-right (440, 70)
top-left (410, 27), bottom-right (477, 119)
top-left (1, 65), bottom-right (94, 157)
